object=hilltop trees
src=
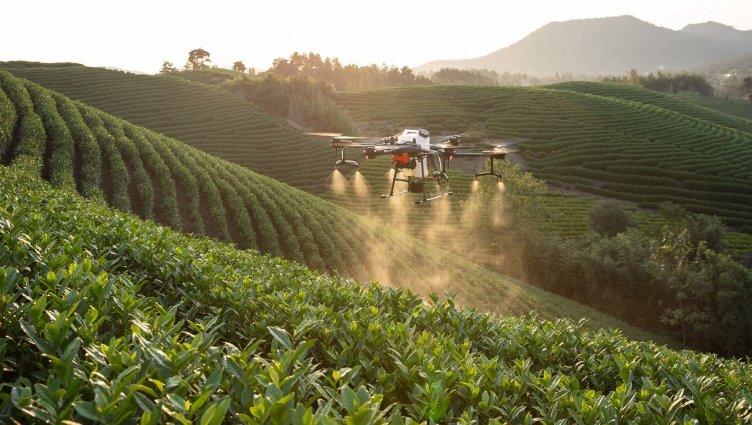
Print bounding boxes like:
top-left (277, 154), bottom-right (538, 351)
top-left (268, 51), bottom-right (431, 90)
top-left (159, 61), bottom-right (177, 74)
top-left (430, 68), bottom-right (498, 85)
top-left (608, 71), bottom-right (714, 96)
top-left (232, 61), bottom-right (246, 73)
top-left (185, 48), bottom-right (211, 70)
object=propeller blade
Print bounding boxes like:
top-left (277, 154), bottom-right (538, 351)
top-left (332, 136), bottom-right (381, 140)
top-left (304, 132), bottom-right (344, 137)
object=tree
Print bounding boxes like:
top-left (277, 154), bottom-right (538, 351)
top-left (159, 61), bottom-right (177, 74)
top-left (185, 48), bottom-right (211, 70)
top-left (588, 201), bottom-right (635, 238)
top-left (743, 76), bottom-right (752, 100)
top-left (232, 61), bottom-right (246, 73)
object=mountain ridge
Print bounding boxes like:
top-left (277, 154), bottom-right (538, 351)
top-left (416, 15), bottom-right (751, 76)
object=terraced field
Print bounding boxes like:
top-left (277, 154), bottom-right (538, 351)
top-left (550, 81), bottom-right (752, 134)
top-left (0, 62), bottom-right (334, 193)
top-left (677, 92), bottom-right (752, 122)
top-left (1, 69), bottom-right (662, 335)
top-left (337, 85), bottom-right (752, 228)
top-left (8, 63), bottom-right (749, 249)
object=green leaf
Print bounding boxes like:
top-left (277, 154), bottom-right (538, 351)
top-left (199, 397), bottom-right (231, 425)
top-left (292, 404), bottom-right (314, 425)
top-left (73, 401), bottom-right (101, 422)
top-left (268, 326), bottom-right (291, 350)
top-left (341, 387), bottom-right (357, 415)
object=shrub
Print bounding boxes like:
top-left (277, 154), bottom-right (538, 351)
top-left (589, 201), bottom-right (636, 238)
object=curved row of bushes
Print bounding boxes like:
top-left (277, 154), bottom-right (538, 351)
top-left (337, 84), bottom-right (752, 227)
top-left (1, 70), bottom-right (618, 326)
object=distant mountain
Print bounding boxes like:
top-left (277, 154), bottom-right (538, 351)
top-left (416, 16), bottom-right (749, 76)
top-left (680, 21), bottom-right (752, 53)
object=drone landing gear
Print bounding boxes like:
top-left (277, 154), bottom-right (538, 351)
top-left (334, 148), bottom-right (360, 170)
top-left (381, 159), bottom-right (452, 204)
top-left (474, 157), bottom-right (503, 180)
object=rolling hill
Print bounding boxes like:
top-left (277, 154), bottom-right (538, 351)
top-left (336, 84), bottom-right (752, 228)
top-left (1, 68), bottom-right (667, 340)
top-left (6, 63), bottom-right (750, 242)
top-left (416, 15), bottom-right (750, 76)
top-left (0, 61), bottom-right (335, 193)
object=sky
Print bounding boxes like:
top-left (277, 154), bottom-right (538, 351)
top-left (2, 0), bottom-right (751, 74)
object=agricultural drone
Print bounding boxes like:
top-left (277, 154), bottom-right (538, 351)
top-left (308, 129), bottom-right (520, 204)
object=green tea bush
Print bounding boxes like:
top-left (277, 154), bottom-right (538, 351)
top-left (1, 166), bottom-right (751, 423)
top-left (54, 93), bottom-right (103, 199)
top-left (24, 82), bottom-right (75, 189)
top-left (123, 126), bottom-right (180, 228)
top-left (77, 105), bottom-right (131, 212)
top-left (0, 89), bottom-right (15, 159)
top-left (101, 116), bottom-right (155, 219)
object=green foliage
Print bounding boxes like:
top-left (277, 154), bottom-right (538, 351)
top-left (0, 63), bottom-right (333, 192)
top-left (54, 93), bottom-right (103, 199)
top-left (268, 51), bottom-right (431, 90)
top-left (25, 81), bottom-right (75, 189)
top-left (495, 198), bottom-right (752, 354)
top-left (589, 201), bottom-right (636, 238)
top-left (430, 68), bottom-right (498, 85)
top-left (0, 89), bottom-right (15, 160)
top-left (102, 116), bottom-right (155, 219)
top-left (606, 71), bottom-right (714, 96)
top-left (337, 83), bottom-right (752, 227)
top-left (77, 104), bottom-right (131, 213)
top-left (0, 70), bottom-right (44, 173)
top-left (0, 69), bottom-right (621, 331)
top-left (220, 74), bottom-right (357, 133)
top-left (1, 166), bottom-right (752, 423)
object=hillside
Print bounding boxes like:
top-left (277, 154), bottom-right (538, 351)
top-left (678, 92), bottom-right (752, 122)
top-left (0, 69), bottom-right (670, 339)
top-left (6, 63), bottom-right (750, 245)
top-left (336, 84), bottom-right (752, 228)
top-left (0, 61), bottom-right (334, 193)
top-left (3, 165), bottom-right (752, 423)
top-left (416, 16), bottom-right (746, 76)
top-left (549, 81), bottom-right (752, 134)
top-left (681, 21), bottom-right (752, 53)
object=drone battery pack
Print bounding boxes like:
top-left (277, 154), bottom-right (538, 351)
top-left (408, 180), bottom-right (424, 193)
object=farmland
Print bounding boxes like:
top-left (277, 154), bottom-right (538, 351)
top-left (1, 69), bottom-right (665, 338)
top-left (336, 84), bottom-right (752, 228)
top-left (0, 62), bottom-right (334, 193)
top-left (6, 63), bottom-right (752, 240)
top-left (2, 165), bottom-right (751, 423)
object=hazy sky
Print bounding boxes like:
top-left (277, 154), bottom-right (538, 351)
top-left (2, 0), bottom-right (750, 74)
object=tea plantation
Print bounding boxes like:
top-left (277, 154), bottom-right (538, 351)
top-left (2, 69), bottom-right (662, 337)
top-left (337, 84), bottom-right (752, 228)
top-left (0, 62), bottom-right (334, 193)
top-left (2, 166), bottom-right (751, 423)
top-left (6, 63), bottom-right (752, 242)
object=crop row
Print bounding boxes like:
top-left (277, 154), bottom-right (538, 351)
top-left (0, 64), bottom-right (335, 193)
top-left (4, 71), bottom-right (561, 299)
top-left (336, 84), bottom-right (752, 227)
top-left (552, 81), bottom-right (752, 134)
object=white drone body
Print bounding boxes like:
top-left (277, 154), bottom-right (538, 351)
top-left (394, 128), bottom-right (430, 178)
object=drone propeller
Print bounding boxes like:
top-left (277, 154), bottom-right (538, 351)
top-left (304, 132), bottom-right (344, 137)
